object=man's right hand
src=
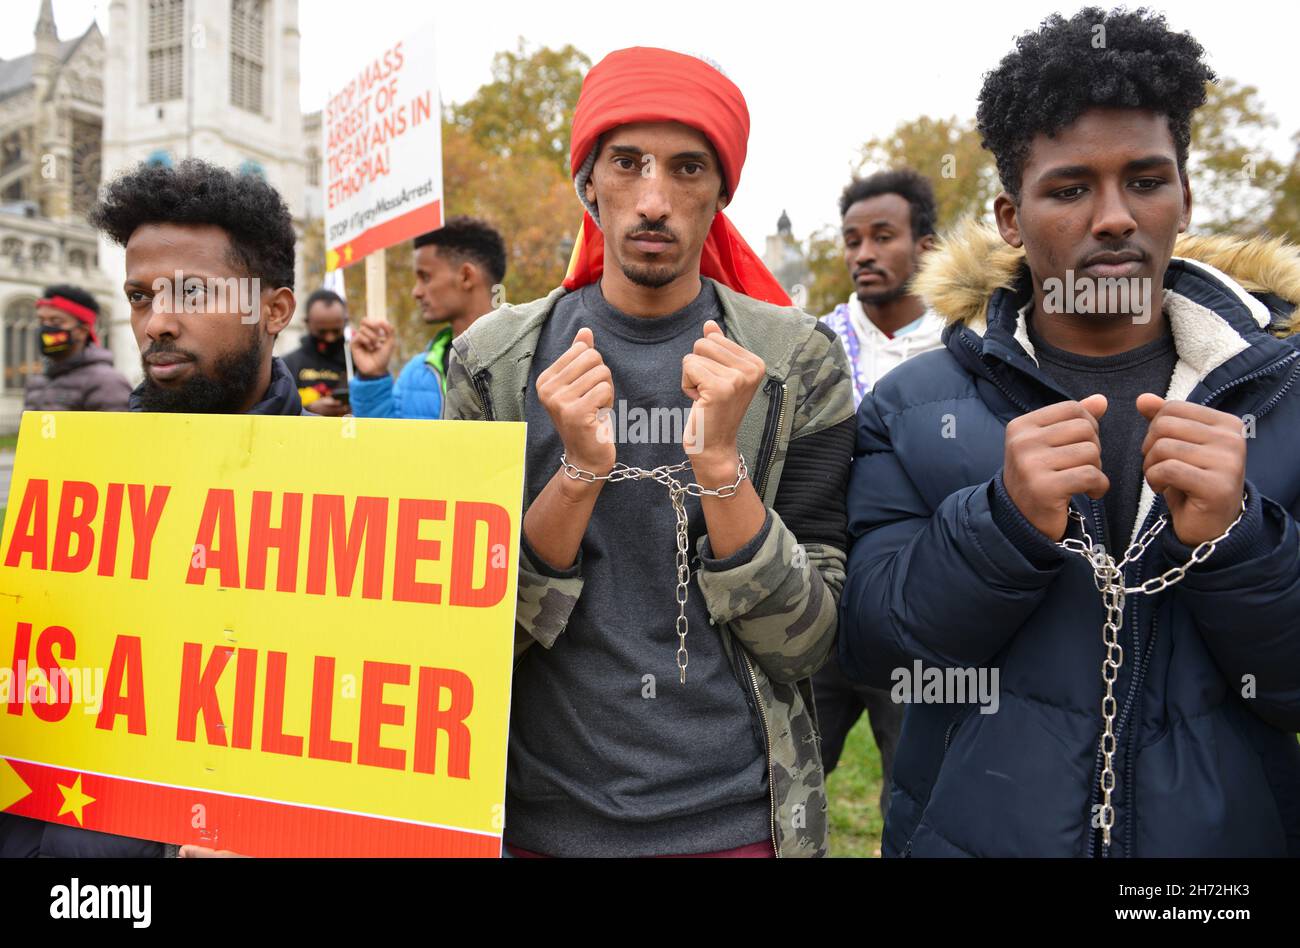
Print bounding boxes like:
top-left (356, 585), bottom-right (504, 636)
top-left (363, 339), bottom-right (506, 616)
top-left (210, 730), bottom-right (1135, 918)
top-left (1003, 394), bottom-right (1109, 540)
top-left (352, 318), bottom-right (397, 377)
top-left (536, 327), bottom-right (616, 476)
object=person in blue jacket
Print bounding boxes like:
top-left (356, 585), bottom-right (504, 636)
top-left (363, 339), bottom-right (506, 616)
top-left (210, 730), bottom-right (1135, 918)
top-left (350, 216), bottom-right (506, 419)
top-left (839, 7), bottom-right (1300, 857)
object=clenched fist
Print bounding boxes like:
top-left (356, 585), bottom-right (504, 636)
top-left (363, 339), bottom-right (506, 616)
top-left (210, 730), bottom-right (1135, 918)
top-left (351, 317), bottom-right (397, 377)
top-left (682, 320), bottom-right (766, 483)
top-left (1003, 394), bottom-right (1110, 540)
top-left (1138, 394), bottom-right (1246, 546)
top-left (536, 327), bottom-right (616, 475)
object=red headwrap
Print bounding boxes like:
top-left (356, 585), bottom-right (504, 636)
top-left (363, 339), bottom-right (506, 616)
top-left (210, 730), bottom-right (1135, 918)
top-left (564, 47), bottom-right (791, 307)
top-left (38, 295), bottom-right (99, 345)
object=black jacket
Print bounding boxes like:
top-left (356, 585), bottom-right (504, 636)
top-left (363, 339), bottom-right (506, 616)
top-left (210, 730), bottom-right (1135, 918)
top-left (840, 223), bottom-right (1300, 857)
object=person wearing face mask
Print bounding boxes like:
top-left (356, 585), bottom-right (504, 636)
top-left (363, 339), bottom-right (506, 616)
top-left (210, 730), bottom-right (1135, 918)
top-left (21, 284), bottom-right (132, 413)
top-left (284, 288), bottom-right (351, 416)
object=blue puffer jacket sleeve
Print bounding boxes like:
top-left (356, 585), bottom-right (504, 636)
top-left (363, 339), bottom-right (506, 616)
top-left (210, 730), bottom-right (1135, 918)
top-left (350, 352), bottom-right (443, 419)
top-left (1160, 481), bottom-right (1300, 731)
top-left (838, 388), bottom-right (1068, 689)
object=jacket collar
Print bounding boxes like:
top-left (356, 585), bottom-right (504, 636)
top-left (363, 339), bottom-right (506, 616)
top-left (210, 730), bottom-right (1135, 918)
top-left (45, 344), bottom-right (115, 378)
top-left (919, 222), bottom-right (1300, 411)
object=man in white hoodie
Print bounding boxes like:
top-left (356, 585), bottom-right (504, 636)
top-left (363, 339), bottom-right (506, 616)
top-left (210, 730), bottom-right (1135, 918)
top-left (816, 168), bottom-right (943, 820)
top-left (823, 168), bottom-right (946, 404)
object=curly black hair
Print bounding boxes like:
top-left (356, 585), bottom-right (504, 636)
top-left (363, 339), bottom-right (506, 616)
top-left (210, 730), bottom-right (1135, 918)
top-left (414, 216), bottom-right (507, 286)
top-left (976, 7), bottom-right (1215, 201)
top-left (839, 169), bottom-right (938, 239)
top-left (90, 158), bottom-right (296, 289)
top-left (42, 283), bottom-right (100, 315)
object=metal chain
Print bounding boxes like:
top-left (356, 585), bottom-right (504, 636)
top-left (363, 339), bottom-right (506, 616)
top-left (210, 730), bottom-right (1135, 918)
top-left (559, 452), bottom-right (749, 684)
top-left (1057, 492), bottom-right (1247, 848)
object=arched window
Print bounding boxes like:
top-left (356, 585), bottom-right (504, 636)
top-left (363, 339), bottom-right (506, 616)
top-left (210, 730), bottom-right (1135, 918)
top-left (3, 298), bottom-right (41, 394)
top-left (30, 243), bottom-right (52, 270)
top-left (0, 238), bottom-right (22, 268)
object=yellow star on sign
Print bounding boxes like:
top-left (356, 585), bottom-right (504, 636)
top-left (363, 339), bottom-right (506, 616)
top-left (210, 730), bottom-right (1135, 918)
top-left (343, 243), bottom-right (353, 263)
top-left (56, 775), bottom-right (95, 826)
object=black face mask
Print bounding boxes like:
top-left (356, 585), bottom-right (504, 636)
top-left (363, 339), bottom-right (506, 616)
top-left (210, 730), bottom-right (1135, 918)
top-left (313, 335), bottom-right (345, 359)
top-left (40, 324), bottom-right (74, 356)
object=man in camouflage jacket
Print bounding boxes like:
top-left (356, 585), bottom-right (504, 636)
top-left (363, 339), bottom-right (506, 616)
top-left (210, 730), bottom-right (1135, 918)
top-left (443, 48), bottom-right (854, 858)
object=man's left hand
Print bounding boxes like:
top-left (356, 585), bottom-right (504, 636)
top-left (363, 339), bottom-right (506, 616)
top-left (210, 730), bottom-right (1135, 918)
top-left (1138, 393), bottom-right (1247, 546)
top-left (681, 320), bottom-right (766, 483)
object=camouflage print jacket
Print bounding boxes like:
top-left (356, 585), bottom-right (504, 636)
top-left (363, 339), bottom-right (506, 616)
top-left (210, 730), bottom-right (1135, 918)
top-left (443, 278), bottom-right (855, 857)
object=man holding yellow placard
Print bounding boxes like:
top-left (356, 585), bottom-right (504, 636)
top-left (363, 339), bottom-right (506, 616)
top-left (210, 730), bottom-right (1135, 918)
top-left (0, 157), bottom-right (504, 858)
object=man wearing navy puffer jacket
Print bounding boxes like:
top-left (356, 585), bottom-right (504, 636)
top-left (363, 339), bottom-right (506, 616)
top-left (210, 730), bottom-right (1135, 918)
top-left (839, 6), bottom-right (1300, 857)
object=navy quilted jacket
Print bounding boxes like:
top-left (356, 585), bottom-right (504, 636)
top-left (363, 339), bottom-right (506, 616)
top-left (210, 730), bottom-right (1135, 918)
top-left (839, 227), bottom-right (1300, 857)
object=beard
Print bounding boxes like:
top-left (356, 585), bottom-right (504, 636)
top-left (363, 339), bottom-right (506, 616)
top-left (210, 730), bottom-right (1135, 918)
top-left (619, 218), bottom-right (684, 289)
top-left (620, 260), bottom-right (681, 289)
top-left (137, 331), bottom-right (265, 414)
top-left (856, 282), bottom-right (911, 307)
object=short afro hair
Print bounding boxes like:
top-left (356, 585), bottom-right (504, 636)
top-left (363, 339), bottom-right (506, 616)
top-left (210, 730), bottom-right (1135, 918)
top-left (839, 169), bottom-right (938, 239)
top-left (413, 216), bottom-right (507, 286)
top-left (304, 288), bottom-right (346, 318)
top-left (90, 157), bottom-right (296, 289)
top-left (976, 7), bottom-right (1215, 201)
top-left (42, 284), bottom-right (100, 316)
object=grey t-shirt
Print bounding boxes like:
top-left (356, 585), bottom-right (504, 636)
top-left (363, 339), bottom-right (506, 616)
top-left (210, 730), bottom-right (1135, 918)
top-left (506, 280), bottom-right (771, 857)
top-left (1028, 318), bottom-right (1178, 550)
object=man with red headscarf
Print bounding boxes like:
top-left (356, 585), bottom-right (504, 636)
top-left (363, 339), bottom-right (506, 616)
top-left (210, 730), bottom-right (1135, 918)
top-left (444, 47), bottom-right (854, 858)
top-left (22, 283), bottom-right (131, 413)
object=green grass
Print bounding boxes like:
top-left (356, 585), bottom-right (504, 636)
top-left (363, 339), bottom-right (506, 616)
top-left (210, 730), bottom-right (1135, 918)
top-left (826, 716), bottom-right (885, 857)
top-left (0, 435), bottom-right (16, 451)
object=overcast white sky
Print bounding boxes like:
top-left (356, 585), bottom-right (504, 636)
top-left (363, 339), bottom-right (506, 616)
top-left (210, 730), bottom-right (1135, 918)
top-left (8, 0), bottom-right (1300, 250)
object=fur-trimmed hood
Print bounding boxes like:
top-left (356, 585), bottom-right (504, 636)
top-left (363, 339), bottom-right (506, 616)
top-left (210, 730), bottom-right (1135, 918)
top-left (914, 218), bottom-right (1300, 336)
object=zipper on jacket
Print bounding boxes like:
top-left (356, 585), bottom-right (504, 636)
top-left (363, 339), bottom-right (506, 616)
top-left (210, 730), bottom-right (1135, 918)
top-left (1123, 606), bottom-right (1159, 857)
top-left (753, 379), bottom-right (789, 499)
top-left (1083, 497), bottom-right (1111, 858)
top-left (471, 369), bottom-right (495, 421)
top-left (1248, 355), bottom-right (1300, 418)
top-left (739, 648), bottom-right (780, 858)
top-left (943, 712), bottom-right (965, 752)
top-left (958, 332), bottom-right (1054, 417)
top-left (1199, 349), bottom-right (1298, 410)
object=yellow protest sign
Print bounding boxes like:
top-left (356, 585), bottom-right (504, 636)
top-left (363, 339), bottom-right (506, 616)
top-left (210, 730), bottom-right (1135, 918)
top-left (0, 411), bottom-right (524, 856)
